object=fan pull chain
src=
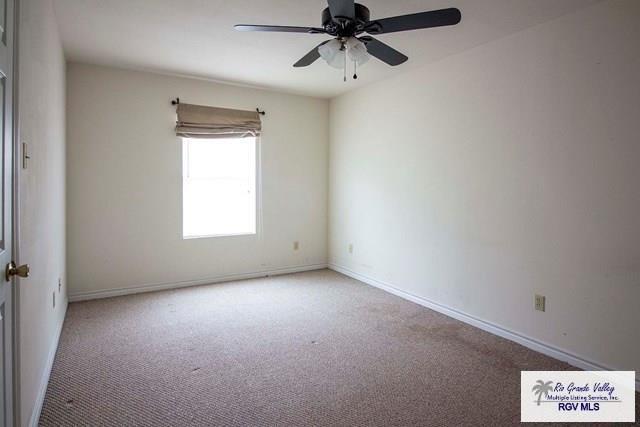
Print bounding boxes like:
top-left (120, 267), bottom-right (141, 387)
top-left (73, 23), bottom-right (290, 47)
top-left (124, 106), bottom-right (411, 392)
top-left (353, 60), bottom-right (358, 80)
top-left (343, 44), bottom-right (347, 82)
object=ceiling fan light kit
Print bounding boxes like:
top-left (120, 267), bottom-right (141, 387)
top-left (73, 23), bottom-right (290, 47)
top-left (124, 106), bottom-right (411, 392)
top-left (317, 37), bottom-right (369, 81)
top-left (235, 0), bottom-right (461, 81)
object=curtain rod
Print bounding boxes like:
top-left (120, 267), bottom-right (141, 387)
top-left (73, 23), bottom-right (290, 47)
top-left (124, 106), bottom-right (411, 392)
top-left (171, 98), bottom-right (265, 116)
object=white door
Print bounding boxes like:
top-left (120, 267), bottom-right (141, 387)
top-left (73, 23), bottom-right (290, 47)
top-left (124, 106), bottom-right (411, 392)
top-left (0, 0), bottom-right (17, 425)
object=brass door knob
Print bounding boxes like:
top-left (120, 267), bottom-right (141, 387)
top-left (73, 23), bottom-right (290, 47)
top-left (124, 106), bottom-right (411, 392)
top-left (6, 261), bottom-right (29, 281)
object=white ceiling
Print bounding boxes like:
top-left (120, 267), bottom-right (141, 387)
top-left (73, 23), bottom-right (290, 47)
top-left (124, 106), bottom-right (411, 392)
top-left (53, 0), bottom-right (601, 98)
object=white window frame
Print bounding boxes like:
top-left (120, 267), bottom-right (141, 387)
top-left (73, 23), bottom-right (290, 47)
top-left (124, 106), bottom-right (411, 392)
top-left (181, 137), bottom-right (261, 239)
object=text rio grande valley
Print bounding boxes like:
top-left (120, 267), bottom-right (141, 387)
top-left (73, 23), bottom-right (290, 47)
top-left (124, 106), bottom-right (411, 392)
top-left (546, 382), bottom-right (619, 412)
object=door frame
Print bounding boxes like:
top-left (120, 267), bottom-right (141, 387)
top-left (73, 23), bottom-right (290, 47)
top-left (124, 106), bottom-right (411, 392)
top-left (11, 0), bottom-right (21, 425)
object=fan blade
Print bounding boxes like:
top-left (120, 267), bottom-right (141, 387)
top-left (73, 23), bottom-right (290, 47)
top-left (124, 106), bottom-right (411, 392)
top-left (293, 41), bottom-right (330, 67)
top-left (360, 36), bottom-right (408, 66)
top-left (234, 24), bottom-right (325, 34)
top-left (327, 0), bottom-right (355, 21)
top-left (365, 8), bottom-right (461, 34)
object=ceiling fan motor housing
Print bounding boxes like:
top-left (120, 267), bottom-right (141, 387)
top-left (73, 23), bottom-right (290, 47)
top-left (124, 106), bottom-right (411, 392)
top-left (322, 3), bottom-right (370, 37)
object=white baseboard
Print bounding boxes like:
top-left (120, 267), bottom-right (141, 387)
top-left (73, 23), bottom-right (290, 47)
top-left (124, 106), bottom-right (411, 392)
top-left (68, 263), bottom-right (328, 302)
top-left (28, 300), bottom-right (68, 427)
top-left (329, 263), bottom-right (640, 392)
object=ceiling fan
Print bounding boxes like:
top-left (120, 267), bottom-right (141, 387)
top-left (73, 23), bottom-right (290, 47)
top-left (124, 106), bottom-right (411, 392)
top-left (235, 0), bottom-right (461, 79)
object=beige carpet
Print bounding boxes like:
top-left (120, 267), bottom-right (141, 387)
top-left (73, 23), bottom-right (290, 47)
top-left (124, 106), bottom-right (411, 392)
top-left (38, 269), bottom-right (631, 426)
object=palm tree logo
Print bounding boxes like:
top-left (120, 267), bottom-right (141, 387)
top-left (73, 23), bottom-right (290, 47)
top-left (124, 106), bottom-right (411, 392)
top-left (532, 380), bottom-right (554, 406)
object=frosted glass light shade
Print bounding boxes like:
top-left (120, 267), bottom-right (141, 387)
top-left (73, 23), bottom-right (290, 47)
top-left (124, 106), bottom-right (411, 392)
top-left (318, 39), bottom-right (345, 69)
top-left (346, 37), bottom-right (369, 65)
top-left (318, 37), bottom-right (369, 69)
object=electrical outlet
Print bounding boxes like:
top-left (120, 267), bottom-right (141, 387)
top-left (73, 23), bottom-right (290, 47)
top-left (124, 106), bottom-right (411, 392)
top-left (293, 241), bottom-right (299, 251)
top-left (535, 294), bottom-right (546, 312)
top-left (53, 292), bottom-right (56, 308)
top-left (348, 243), bottom-right (353, 254)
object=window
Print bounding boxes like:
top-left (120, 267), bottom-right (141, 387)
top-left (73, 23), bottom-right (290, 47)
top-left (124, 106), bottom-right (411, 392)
top-left (182, 137), bottom-right (257, 238)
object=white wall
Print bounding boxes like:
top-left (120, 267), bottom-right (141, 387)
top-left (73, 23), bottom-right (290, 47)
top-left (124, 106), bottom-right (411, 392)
top-left (67, 64), bottom-right (328, 298)
top-left (329, 0), bottom-right (640, 374)
top-left (19, 0), bottom-right (67, 425)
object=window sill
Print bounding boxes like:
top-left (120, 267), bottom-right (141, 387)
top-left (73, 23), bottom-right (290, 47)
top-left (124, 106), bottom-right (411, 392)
top-left (183, 232), bottom-right (257, 240)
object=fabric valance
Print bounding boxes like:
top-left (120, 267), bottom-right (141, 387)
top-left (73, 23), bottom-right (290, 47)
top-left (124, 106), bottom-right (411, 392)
top-left (176, 103), bottom-right (262, 139)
